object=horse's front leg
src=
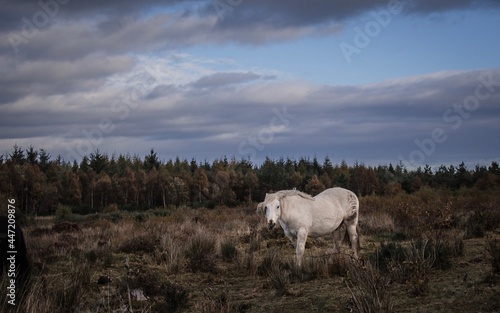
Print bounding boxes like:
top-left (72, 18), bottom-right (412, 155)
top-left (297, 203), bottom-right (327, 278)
top-left (295, 228), bottom-right (308, 267)
top-left (280, 221), bottom-right (297, 249)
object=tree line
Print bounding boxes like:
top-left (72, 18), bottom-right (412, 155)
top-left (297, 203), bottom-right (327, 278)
top-left (1, 145), bottom-right (499, 215)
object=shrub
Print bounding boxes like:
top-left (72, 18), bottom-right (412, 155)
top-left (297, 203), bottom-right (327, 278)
top-left (426, 238), bottom-right (453, 271)
top-left (135, 212), bottom-right (147, 223)
top-left (55, 204), bottom-right (73, 220)
top-left (257, 249), bottom-right (282, 276)
top-left (119, 234), bottom-right (158, 254)
top-left (486, 236), bottom-right (500, 273)
top-left (160, 281), bottom-right (189, 312)
top-left (221, 239), bottom-right (238, 262)
top-left (159, 234), bottom-right (184, 274)
top-left (268, 264), bottom-right (290, 297)
top-left (360, 211), bottom-right (395, 237)
top-left (185, 234), bottom-right (217, 273)
top-left (295, 254), bottom-right (348, 281)
top-left (465, 208), bottom-right (500, 238)
top-left (404, 240), bottom-right (436, 296)
top-left (346, 260), bottom-right (394, 313)
top-left (466, 211), bottom-right (487, 238)
top-left (103, 203), bottom-right (119, 213)
top-left (370, 242), bottom-right (407, 273)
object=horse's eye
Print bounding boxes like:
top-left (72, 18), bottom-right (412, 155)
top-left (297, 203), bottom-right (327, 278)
top-left (277, 205), bottom-right (280, 209)
top-left (264, 206), bottom-right (268, 213)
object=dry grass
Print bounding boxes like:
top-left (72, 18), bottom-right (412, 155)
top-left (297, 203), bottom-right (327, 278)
top-left (346, 260), bottom-right (394, 313)
top-left (3, 191), bottom-right (500, 312)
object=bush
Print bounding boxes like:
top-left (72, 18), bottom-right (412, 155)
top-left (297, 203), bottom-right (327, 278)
top-left (221, 239), bottom-right (238, 262)
top-left (160, 281), bottom-right (189, 312)
top-left (135, 212), bottom-right (147, 223)
top-left (403, 240), bottom-right (436, 296)
top-left (119, 234), bottom-right (158, 254)
top-left (346, 261), bottom-right (394, 313)
top-left (486, 237), bottom-right (500, 273)
top-left (185, 234), bottom-right (217, 273)
top-left (257, 249), bottom-right (282, 276)
top-left (466, 211), bottom-right (488, 238)
top-left (370, 242), bottom-right (407, 273)
top-left (360, 211), bottom-right (395, 237)
top-left (295, 254), bottom-right (348, 281)
top-left (55, 204), bottom-right (73, 220)
top-left (267, 263), bottom-right (290, 297)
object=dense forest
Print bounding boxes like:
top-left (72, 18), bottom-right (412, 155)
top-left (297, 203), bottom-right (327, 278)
top-left (1, 145), bottom-right (499, 215)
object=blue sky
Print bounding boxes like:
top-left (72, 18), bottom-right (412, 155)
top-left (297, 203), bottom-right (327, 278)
top-left (0, 0), bottom-right (499, 169)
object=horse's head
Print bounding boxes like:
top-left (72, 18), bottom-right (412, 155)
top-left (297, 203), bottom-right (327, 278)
top-left (264, 197), bottom-right (281, 229)
top-left (257, 190), bottom-right (311, 229)
top-left (257, 193), bottom-right (283, 230)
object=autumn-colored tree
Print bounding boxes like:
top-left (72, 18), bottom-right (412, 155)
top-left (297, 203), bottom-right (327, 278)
top-left (319, 172), bottom-right (332, 189)
top-left (157, 166), bottom-right (171, 208)
top-left (167, 176), bottom-right (189, 207)
top-left (305, 174), bottom-right (325, 195)
top-left (145, 167), bottom-right (158, 208)
top-left (215, 170), bottom-right (236, 205)
top-left (350, 164), bottom-right (379, 196)
top-left (288, 171), bottom-right (303, 190)
top-left (95, 172), bottom-right (112, 208)
top-left (243, 170), bottom-right (258, 203)
top-left (134, 169), bottom-right (147, 206)
top-left (192, 167), bottom-right (209, 203)
top-left (1, 145), bottom-right (499, 215)
top-left (22, 163), bottom-right (46, 213)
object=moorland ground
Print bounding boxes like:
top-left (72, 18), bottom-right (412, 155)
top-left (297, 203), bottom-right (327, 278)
top-left (2, 187), bottom-right (500, 312)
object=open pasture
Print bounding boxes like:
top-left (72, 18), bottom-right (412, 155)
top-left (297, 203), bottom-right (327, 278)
top-left (2, 188), bottom-right (500, 312)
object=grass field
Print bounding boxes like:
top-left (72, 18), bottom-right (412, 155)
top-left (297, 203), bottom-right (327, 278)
top-left (2, 188), bottom-right (500, 312)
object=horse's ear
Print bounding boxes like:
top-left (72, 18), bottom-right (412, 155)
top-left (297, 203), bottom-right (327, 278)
top-left (256, 202), bottom-right (265, 214)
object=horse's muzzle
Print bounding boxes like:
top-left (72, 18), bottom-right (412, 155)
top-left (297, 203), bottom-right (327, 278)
top-left (268, 221), bottom-right (276, 230)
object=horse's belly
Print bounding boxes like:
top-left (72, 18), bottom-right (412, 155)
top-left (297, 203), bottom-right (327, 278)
top-left (308, 218), bottom-right (342, 237)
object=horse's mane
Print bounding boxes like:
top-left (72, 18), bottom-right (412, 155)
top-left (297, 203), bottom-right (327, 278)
top-left (256, 189), bottom-right (314, 213)
top-left (276, 189), bottom-right (315, 201)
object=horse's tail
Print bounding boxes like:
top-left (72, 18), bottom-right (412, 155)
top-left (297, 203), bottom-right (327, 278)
top-left (343, 191), bottom-right (361, 251)
top-left (341, 212), bottom-right (361, 251)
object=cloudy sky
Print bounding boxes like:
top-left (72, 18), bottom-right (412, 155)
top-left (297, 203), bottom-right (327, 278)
top-left (1, 0), bottom-right (500, 168)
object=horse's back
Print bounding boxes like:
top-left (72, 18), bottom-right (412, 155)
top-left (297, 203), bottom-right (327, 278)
top-left (315, 187), bottom-right (359, 215)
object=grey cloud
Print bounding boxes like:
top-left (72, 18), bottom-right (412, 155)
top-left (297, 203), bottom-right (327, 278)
top-left (207, 0), bottom-right (500, 30)
top-left (190, 72), bottom-right (262, 88)
top-left (0, 54), bottom-right (134, 103)
top-left (3, 0), bottom-right (498, 61)
top-left (147, 84), bottom-right (179, 100)
top-left (1, 59), bottom-right (499, 165)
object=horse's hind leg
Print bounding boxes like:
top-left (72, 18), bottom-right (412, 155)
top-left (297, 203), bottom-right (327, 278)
top-left (332, 227), bottom-right (341, 254)
top-left (346, 222), bottom-right (359, 259)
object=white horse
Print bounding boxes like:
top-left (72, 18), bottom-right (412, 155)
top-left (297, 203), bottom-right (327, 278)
top-left (257, 188), bottom-right (359, 266)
